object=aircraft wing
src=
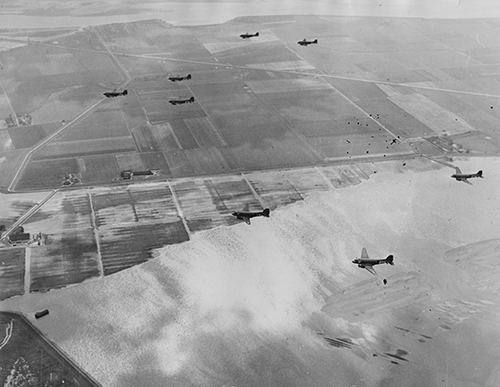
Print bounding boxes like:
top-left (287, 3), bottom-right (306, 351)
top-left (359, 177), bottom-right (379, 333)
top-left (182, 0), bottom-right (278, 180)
top-left (361, 247), bottom-right (369, 259)
top-left (455, 167), bottom-right (462, 174)
top-left (243, 217), bottom-right (251, 225)
top-left (461, 179), bottom-right (473, 185)
top-left (365, 265), bottom-right (377, 275)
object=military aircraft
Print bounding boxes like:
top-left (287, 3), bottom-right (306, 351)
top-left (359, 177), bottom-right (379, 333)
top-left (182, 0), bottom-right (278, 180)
top-left (352, 248), bottom-right (394, 275)
top-left (103, 89), bottom-right (128, 98)
top-left (297, 38), bottom-right (318, 46)
top-left (240, 32), bottom-right (259, 39)
top-left (451, 167), bottom-right (483, 184)
top-left (168, 74), bottom-right (192, 82)
top-left (168, 96), bottom-right (195, 105)
top-left (232, 207), bottom-right (270, 225)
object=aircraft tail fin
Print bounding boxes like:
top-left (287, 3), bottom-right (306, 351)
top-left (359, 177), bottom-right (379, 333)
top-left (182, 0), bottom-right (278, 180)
top-left (262, 208), bottom-right (270, 217)
top-left (186, 74), bottom-right (192, 80)
top-left (190, 96), bottom-right (195, 102)
top-left (123, 90), bottom-right (128, 95)
top-left (477, 170), bottom-right (483, 178)
top-left (386, 255), bottom-right (394, 265)
top-left (314, 39), bottom-right (318, 43)
top-left (256, 32), bottom-right (260, 36)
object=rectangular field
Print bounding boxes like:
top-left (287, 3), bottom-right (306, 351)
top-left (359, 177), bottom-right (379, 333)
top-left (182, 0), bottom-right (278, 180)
top-left (16, 158), bottom-right (80, 190)
top-left (99, 222), bottom-right (189, 275)
top-left (0, 248), bottom-right (25, 300)
top-left (29, 228), bottom-right (100, 292)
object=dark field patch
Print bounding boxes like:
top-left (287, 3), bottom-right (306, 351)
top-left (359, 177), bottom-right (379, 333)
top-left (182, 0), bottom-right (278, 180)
top-left (140, 152), bottom-right (170, 173)
top-left (58, 108), bottom-right (129, 141)
top-left (30, 229), bottom-right (99, 292)
top-left (81, 154), bottom-right (120, 184)
top-left (16, 158), bottom-right (80, 190)
top-left (99, 221), bottom-right (189, 275)
top-left (0, 248), bottom-right (25, 300)
top-left (169, 119), bottom-right (199, 150)
top-left (0, 312), bottom-right (99, 386)
top-left (184, 147), bottom-right (232, 175)
top-left (131, 125), bottom-right (159, 152)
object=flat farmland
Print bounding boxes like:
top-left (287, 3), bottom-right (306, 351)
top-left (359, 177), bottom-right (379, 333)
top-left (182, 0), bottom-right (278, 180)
top-left (307, 132), bottom-right (412, 158)
top-left (91, 183), bottom-right (188, 275)
top-left (164, 149), bottom-right (195, 177)
top-left (132, 76), bottom-right (193, 93)
top-left (172, 179), bottom-right (232, 231)
top-left (0, 248), bottom-right (25, 300)
top-left (0, 42), bottom-right (122, 123)
top-left (140, 152), bottom-right (170, 172)
top-left (96, 20), bottom-right (211, 58)
top-left (140, 92), bottom-right (206, 123)
top-left (0, 149), bottom-right (28, 190)
top-left (23, 191), bottom-right (92, 234)
top-left (245, 171), bottom-right (306, 209)
top-left (99, 221), bottom-right (188, 275)
top-left (214, 41), bottom-right (300, 66)
top-left (150, 122), bottom-right (183, 151)
top-left (257, 88), bottom-right (371, 125)
top-left (33, 136), bottom-right (136, 159)
top-left (184, 117), bottom-right (226, 148)
top-left (206, 175), bottom-right (262, 217)
top-left (56, 107), bottom-right (130, 142)
top-left (115, 152), bottom-right (145, 170)
top-left (81, 154), bottom-right (121, 184)
top-left (209, 108), bottom-right (290, 146)
top-left (7, 122), bottom-right (62, 149)
top-left (16, 158), bottom-right (80, 190)
top-left (29, 228), bottom-right (100, 292)
top-left (321, 164), bottom-right (376, 188)
top-left (228, 135), bottom-right (319, 170)
top-left (184, 147), bottom-right (232, 175)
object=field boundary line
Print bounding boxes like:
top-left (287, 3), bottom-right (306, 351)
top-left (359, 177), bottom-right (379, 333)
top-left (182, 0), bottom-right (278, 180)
top-left (166, 181), bottom-right (191, 237)
top-left (8, 98), bottom-right (106, 192)
top-left (88, 191), bottom-right (104, 277)
top-left (241, 173), bottom-right (266, 209)
top-left (314, 166), bottom-right (335, 190)
top-left (24, 248), bottom-right (31, 295)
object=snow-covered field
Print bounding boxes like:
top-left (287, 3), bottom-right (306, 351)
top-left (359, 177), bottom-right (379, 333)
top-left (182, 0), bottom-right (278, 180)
top-left (2, 157), bottom-right (500, 386)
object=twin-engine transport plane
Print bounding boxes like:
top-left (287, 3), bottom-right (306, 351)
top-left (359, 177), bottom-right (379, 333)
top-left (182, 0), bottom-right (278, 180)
top-left (451, 167), bottom-right (483, 184)
top-left (168, 74), bottom-right (192, 82)
top-left (240, 32), bottom-right (259, 39)
top-left (232, 207), bottom-right (270, 225)
top-left (169, 96), bottom-right (195, 105)
top-left (297, 38), bottom-right (318, 46)
top-left (103, 89), bottom-right (128, 98)
top-left (352, 248), bottom-right (394, 275)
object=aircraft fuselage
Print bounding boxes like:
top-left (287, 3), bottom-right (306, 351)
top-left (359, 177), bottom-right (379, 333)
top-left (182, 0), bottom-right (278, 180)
top-left (103, 90), bottom-right (128, 98)
top-left (297, 39), bottom-right (318, 46)
top-left (232, 208), bottom-right (270, 224)
top-left (169, 97), bottom-right (195, 105)
top-left (168, 74), bottom-right (192, 82)
top-left (240, 32), bottom-right (259, 39)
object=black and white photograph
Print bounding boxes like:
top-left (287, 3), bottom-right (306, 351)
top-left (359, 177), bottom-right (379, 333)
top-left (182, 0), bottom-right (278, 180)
top-left (0, 1), bottom-right (500, 386)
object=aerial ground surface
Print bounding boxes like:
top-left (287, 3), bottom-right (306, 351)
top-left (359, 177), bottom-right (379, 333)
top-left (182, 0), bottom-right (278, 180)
top-left (0, 9), bottom-right (499, 387)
